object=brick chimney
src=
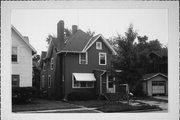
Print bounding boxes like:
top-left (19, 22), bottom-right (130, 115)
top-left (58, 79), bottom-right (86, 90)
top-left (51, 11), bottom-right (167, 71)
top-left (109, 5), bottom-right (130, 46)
top-left (57, 20), bottom-right (64, 42)
top-left (72, 25), bottom-right (78, 35)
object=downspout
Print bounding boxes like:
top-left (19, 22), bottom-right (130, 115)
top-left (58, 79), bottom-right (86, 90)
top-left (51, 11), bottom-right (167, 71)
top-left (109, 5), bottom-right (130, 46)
top-left (62, 52), bottom-right (67, 100)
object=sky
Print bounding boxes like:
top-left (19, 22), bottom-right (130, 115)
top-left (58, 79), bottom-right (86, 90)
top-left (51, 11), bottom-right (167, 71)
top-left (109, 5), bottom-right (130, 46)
top-left (11, 9), bottom-right (168, 55)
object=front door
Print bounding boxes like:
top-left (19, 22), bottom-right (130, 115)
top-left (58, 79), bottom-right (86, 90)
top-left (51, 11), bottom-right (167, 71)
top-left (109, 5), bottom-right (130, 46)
top-left (106, 75), bottom-right (116, 93)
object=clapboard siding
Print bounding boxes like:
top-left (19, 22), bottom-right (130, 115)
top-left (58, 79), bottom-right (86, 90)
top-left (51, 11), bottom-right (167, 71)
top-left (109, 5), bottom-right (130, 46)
top-left (12, 29), bottom-right (33, 87)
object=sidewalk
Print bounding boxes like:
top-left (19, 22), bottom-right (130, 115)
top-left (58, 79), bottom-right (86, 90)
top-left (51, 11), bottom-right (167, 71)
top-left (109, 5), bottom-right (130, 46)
top-left (17, 108), bottom-right (102, 113)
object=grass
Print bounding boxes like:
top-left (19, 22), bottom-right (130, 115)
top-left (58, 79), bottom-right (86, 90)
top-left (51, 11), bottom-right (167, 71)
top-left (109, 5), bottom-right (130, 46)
top-left (12, 98), bottom-right (81, 112)
top-left (70, 100), bottom-right (161, 113)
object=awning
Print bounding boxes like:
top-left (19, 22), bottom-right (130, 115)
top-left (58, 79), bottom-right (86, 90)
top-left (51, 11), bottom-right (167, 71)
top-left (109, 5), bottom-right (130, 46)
top-left (73, 73), bottom-right (96, 81)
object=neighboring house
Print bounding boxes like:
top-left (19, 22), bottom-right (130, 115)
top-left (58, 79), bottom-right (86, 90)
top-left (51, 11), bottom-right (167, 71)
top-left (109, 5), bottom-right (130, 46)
top-left (141, 49), bottom-right (168, 96)
top-left (142, 73), bottom-right (168, 96)
top-left (11, 25), bottom-right (37, 87)
top-left (39, 20), bottom-right (121, 100)
top-left (148, 50), bottom-right (168, 74)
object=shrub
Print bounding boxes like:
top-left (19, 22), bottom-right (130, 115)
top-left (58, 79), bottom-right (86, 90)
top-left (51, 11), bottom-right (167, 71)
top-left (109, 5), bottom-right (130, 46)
top-left (67, 92), bottom-right (97, 101)
top-left (12, 87), bottom-right (36, 104)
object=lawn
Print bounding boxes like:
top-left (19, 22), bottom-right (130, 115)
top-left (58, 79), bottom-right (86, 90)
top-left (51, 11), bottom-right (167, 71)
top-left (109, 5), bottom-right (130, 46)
top-left (70, 100), bottom-right (161, 112)
top-left (12, 98), bottom-right (81, 112)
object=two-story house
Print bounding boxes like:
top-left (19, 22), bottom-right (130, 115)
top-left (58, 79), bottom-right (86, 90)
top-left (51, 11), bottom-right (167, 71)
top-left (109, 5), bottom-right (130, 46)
top-left (40, 20), bottom-right (121, 100)
top-left (11, 25), bottom-right (37, 87)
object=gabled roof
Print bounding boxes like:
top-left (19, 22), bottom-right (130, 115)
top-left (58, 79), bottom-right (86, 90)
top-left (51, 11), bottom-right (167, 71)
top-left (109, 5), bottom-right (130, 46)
top-left (143, 73), bottom-right (168, 81)
top-left (149, 50), bottom-right (167, 58)
top-left (61, 30), bottom-right (91, 52)
top-left (83, 34), bottom-right (117, 55)
top-left (11, 25), bottom-right (37, 54)
top-left (46, 28), bottom-right (117, 55)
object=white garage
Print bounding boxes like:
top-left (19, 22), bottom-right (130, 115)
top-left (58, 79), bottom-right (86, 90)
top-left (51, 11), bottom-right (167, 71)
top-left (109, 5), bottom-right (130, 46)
top-left (142, 73), bottom-right (168, 96)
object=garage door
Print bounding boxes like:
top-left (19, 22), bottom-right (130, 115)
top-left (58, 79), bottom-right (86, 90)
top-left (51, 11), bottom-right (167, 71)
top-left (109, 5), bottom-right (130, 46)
top-left (152, 81), bottom-right (165, 94)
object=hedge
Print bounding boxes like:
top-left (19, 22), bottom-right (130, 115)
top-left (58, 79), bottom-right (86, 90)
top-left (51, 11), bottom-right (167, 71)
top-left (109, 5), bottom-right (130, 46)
top-left (12, 87), bottom-right (36, 104)
top-left (67, 92), bottom-right (97, 101)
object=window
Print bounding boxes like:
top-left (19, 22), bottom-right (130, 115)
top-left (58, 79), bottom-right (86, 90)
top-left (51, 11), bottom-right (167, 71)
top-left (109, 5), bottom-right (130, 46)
top-left (99, 52), bottom-right (107, 65)
top-left (72, 74), bottom-right (94, 88)
top-left (51, 58), bottom-right (54, 70)
top-left (79, 53), bottom-right (88, 64)
top-left (12, 75), bottom-right (20, 87)
top-left (108, 75), bottom-right (114, 88)
top-left (12, 47), bottom-right (18, 62)
top-left (43, 63), bottom-right (46, 71)
top-left (96, 42), bottom-right (102, 50)
top-left (41, 75), bottom-right (45, 88)
top-left (48, 75), bottom-right (51, 88)
top-left (152, 81), bottom-right (165, 86)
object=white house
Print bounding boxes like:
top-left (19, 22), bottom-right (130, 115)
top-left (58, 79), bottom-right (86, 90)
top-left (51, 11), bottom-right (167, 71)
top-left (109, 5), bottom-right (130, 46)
top-left (11, 25), bottom-right (36, 87)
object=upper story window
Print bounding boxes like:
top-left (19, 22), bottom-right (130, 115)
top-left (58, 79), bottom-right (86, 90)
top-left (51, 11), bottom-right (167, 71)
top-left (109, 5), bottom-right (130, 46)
top-left (96, 42), bottom-right (102, 50)
top-left (12, 74), bottom-right (20, 87)
top-left (43, 63), bottom-right (46, 71)
top-left (79, 53), bottom-right (88, 64)
top-left (48, 75), bottom-right (51, 88)
top-left (12, 47), bottom-right (18, 62)
top-left (51, 58), bottom-right (54, 70)
top-left (99, 52), bottom-right (107, 65)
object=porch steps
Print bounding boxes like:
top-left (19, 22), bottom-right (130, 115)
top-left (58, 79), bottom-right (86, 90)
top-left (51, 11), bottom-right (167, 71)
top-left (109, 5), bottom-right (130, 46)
top-left (102, 93), bottom-right (126, 101)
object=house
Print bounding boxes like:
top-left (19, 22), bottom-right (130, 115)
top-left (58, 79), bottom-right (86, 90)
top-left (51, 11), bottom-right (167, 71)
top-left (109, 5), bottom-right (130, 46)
top-left (142, 73), bottom-right (168, 96)
top-left (11, 25), bottom-right (37, 87)
top-left (39, 20), bottom-right (121, 100)
top-left (148, 50), bottom-right (167, 74)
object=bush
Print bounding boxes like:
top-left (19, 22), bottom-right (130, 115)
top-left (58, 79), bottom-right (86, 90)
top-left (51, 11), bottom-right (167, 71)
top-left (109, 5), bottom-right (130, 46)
top-left (12, 87), bottom-right (36, 104)
top-left (67, 92), bottom-right (97, 101)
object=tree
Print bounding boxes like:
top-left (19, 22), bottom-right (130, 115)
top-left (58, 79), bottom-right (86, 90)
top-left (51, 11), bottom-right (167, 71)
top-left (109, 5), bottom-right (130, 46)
top-left (32, 54), bottom-right (41, 89)
top-left (110, 24), bottom-right (167, 96)
top-left (86, 29), bottom-right (95, 37)
top-left (46, 34), bottom-right (56, 44)
top-left (111, 24), bottom-right (142, 94)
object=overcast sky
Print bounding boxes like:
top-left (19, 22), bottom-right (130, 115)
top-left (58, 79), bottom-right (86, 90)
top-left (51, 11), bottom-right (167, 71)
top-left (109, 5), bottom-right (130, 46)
top-left (11, 9), bottom-right (168, 55)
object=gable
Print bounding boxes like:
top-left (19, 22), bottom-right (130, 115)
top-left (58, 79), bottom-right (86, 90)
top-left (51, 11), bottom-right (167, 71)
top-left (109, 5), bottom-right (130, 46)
top-left (83, 34), bottom-right (117, 55)
top-left (11, 25), bottom-right (37, 54)
top-left (87, 37), bottom-right (112, 54)
top-left (143, 73), bottom-right (167, 81)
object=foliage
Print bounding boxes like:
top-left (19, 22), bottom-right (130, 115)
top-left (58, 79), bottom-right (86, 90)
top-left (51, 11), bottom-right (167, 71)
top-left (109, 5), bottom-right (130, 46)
top-left (67, 92), bottom-right (97, 101)
top-left (110, 24), bottom-right (167, 95)
top-left (32, 54), bottom-right (41, 89)
top-left (46, 34), bottom-right (56, 44)
top-left (12, 87), bottom-right (36, 104)
top-left (86, 28), bottom-right (95, 37)
top-left (111, 24), bottom-right (141, 93)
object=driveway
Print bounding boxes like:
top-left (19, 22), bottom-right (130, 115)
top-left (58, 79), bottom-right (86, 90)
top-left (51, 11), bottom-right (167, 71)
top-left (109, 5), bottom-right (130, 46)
top-left (136, 97), bottom-right (168, 112)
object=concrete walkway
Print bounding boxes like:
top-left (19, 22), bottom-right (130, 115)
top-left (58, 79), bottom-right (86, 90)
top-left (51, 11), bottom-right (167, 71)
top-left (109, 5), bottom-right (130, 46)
top-left (18, 107), bottom-right (102, 113)
top-left (136, 99), bottom-right (168, 112)
top-left (153, 96), bottom-right (168, 101)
